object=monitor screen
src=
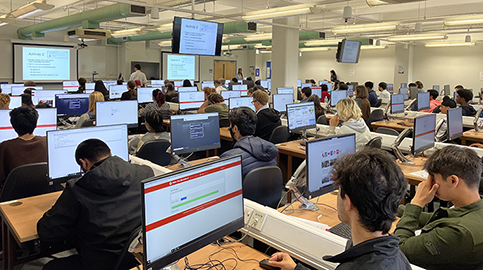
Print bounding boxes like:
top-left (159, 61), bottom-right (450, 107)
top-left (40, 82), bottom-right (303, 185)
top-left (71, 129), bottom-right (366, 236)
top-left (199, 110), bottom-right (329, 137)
top-left (0, 84), bottom-right (23, 95)
top-left (413, 114), bottom-right (436, 155)
top-left (409, 86), bottom-right (418, 99)
top-left (347, 85), bottom-right (354, 96)
top-left (142, 156), bottom-right (243, 269)
top-left (174, 81), bottom-right (183, 88)
top-left (170, 113), bottom-right (221, 155)
top-left (229, 97), bottom-right (255, 112)
top-left (31, 90), bottom-right (66, 107)
top-left (401, 83), bottom-right (408, 88)
top-left (454, 91), bottom-right (458, 101)
top-left (55, 93), bottom-right (90, 116)
top-left (273, 94), bottom-right (293, 112)
top-left (277, 87), bottom-right (294, 95)
top-left (391, 94), bottom-right (405, 114)
top-left (286, 102), bottom-right (316, 132)
top-left (301, 83), bottom-right (311, 89)
top-left (96, 100), bottom-right (138, 128)
top-left (0, 108), bottom-right (57, 143)
top-left (103, 81), bottom-right (117, 89)
top-left (138, 88), bottom-right (155, 103)
top-left (336, 40), bottom-right (361, 63)
top-left (12, 86), bottom-right (43, 96)
top-left (297, 80), bottom-right (302, 88)
top-left (433, 85), bottom-right (440, 92)
top-left (201, 81), bottom-right (215, 89)
top-left (306, 134), bottom-right (356, 198)
top-left (220, 90), bottom-right (241, 101)
top-left (47, 124), bottom-right (129, 180)
top-left (387, 83), bottom-right (394, 94)
top-left (8, 96), bottom-right (22, 109)
top-left (319, 80), bottom-right (329, 86)
top-left (151, 80), bottom-right (165, 86)
top-left (444, 85), bottom-right (450, 96)
top-left (447, 107), bottom-right (463, 140)
top-left (330, 90), bottom-right (347, 107)
top-left (417, 92), bottom-right (430, 111)
top-left (178, 87), bottom-right (198, 93)
top-left (260, 80), bottom-right (269, 89)
top-left (109, 85), bottom-right (126, 99)
top-left (231, 84), bottom-right (248, 96)
top-left (400, 87), bottom-right (409, 100)
top-left (179, 91), bottom-right (205, 110)
top-left (63, 80), bottom-right (79, 92)
top-left (172, 17), bottom-right (224, 56)
top-left (85, 83), bottom-right (95, 94)
top-left (310, 87), bottom-right (322, 98)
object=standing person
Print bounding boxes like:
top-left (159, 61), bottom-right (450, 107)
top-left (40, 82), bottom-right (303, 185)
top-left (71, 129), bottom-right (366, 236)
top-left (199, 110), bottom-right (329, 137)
top-left (121, 81), bottom-right (137, 101)
top-left (236, 68), bottom-right (244, 81)
top-left (129, 64), bottom-right (147, 87)
top-left (75, 91), bottom-right (104, 128)
top-left (329, 70), bottom-right (337, 82)
top-left (355, 85), bottom-right (371, 122)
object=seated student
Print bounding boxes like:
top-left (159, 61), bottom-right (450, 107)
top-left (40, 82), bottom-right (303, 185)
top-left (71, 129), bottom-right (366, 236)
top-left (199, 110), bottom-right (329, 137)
top-left (199, 93), bottom-right (228, 118)
top-left (0, 93), bottom-right (10, 109)
top-left (320, 84), bottom-right (330, 103)
top-left (75, 91), bottom-right (104, 128)
top-left (252, 90), bottom-right (281, 141)
top-left (269, 148), bottom-right (411, 270)
top-left (300, 87), bottom-right (311, 103)
top-left (395, 146), bottom-right (483, 270)
top-left (214, 79), bottom-right (225, 94)
top-left (246, 77), bottom-right (255, 89)
top-left (0, 106), bottom-right (47, 186)
top-left (198, 87), bottom-right (216, 113)
top-left (338, 83), bottom-right (349, 91)
top-left (435, 96), bottom-right (456, 142)
top-left (182, 79), bottom-right (192, 87)
top-left (456, 89), bottom-right (476, 116)
top-left (378, 82), bottom-right (391, 104)
top-left (21, 93), bottom-right (34, 108)
top-left (94, 80), bottom-right (109, 100)
top-left (415, 80), bottom-right (424, 93)
top-left (328, 98), bottom-right (372, 151)
top-left (310, 79), bottom-right (317, 86)
top-left (116, 80), bottom-right (123, 85)
top-left (247, 87), bottom-right (255, 97)
top-left (164, 83), bottom-right (177, 103)
top-left (38, 139), bottom-right (154, 270)
top-left (121, 80), bottom-right (137, 101)
top-left (420, 89), bottom-right (441, 113)
top-left (355, 85), bottom-right (371, 122)
top-left (129, 110), bottom-right (170, 155)
top-left (231, 77), bottom-right (238, 84)
top-left (220, 107), bottom-right (278, 177)
top-left (307, 94), bottom-right (325, 120)
top-left (76, 77), bottom-right (87, 94)
top-left (36, 102), bottom-right (51, 108)
top-left (366, 81), bottom-right (378, 107)
top-left (139, 89), bottom-right (171, 118)
top-left (24, 80), bottom-right (36, 87)
top-left (455, 85), bottom-right (464, 92)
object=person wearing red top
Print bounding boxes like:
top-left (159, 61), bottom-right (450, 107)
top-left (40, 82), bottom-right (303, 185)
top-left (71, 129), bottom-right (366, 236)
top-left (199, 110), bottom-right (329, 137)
top-left (420, 89), bottom-right (441, 113)
top-left (321, 84), bottom-right (331, 103)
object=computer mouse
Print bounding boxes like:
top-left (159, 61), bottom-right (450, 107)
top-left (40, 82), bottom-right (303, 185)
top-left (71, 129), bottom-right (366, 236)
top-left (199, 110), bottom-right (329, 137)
top-left (259, 259), bottom-right (281, 270)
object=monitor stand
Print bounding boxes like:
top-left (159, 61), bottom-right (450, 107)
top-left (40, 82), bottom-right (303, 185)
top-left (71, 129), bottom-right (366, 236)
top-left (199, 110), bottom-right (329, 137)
top-left (299, 130), bottom-right (308, 146)
top-left (172, 154), bottom-right (191, 168)
top-left (162, 263), bottom-right (180, 270)
top-left (288, 183), bottom-right (318, 211)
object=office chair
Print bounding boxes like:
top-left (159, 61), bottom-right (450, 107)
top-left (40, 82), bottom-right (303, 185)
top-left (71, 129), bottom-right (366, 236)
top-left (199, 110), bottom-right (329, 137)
top-left (112, 226), bottom-right (142, 270)
top-left (219, 118), bottom-right (230, 128)
top-left (375, 99), bottom-right (383, 107)
top-left (375, 127), bottom-right (400, 136)
top-left (0, 162), bottom-right (63, 202)
top-left (268, 126), bottom-right (289, 144)
top-left (242, 166), bottom-right (283, 209)
top-left (316, 115), bottom-right (327, 125)
top-left (365, 136), bottom-right (382, 149)
top-left (366, 109), bottom-right (384, 130)
top-left (136, 140), bottom-right (172, 166)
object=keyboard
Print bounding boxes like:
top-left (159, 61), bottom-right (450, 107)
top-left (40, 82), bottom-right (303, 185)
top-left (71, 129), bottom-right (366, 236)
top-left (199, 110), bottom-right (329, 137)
top-left (328, 222), bottom-right (352, 240)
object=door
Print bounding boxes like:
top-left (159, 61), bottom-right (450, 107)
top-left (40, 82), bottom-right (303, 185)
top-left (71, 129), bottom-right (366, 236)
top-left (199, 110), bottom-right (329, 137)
top-left (214, 60), bottom-right (236, 81)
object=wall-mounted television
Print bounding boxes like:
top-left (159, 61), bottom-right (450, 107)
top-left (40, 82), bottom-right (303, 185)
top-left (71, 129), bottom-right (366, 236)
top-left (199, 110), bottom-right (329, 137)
top-left (172, 17), bottom-right (224, 56)
top-left (336, 40), bottom-right (361, 64)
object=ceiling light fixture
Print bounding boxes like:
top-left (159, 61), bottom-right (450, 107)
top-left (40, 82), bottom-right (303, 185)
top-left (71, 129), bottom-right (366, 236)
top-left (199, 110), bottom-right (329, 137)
top-left (244, 33), bottom-right (272, 42)
top-left (0, 14), bottom-right (13, 27)
top-left (111, 28), bottom-right (147, 38)
top-left (425, 41), bottom-right (476, 48)
top-left (387, 33), bottom-right (447, 42)
top-left (158, 40), bottom-right (172, 47)
top-left (9, 0), bottom-right (54, 19)
top-left (254, 44), bottom-right (271, 49)
top-left (156, 23), bottom-right (172, 33)
top-left (361, 45), bottom-right (388, 50)
top-left (332, 22), bottom-right (398, 34)
top-left (444, 15), bottom-right (483, 26)
top-left (222, 45), bottom-right (244, 50)
top-left (299, 47), bottom-right (331, 52)
top-left (260, 50), bottom-right (272, 54)
top-left (304, 39), bottom-right (341, 46)
top-left (242, 4), bottom-right (321, 21)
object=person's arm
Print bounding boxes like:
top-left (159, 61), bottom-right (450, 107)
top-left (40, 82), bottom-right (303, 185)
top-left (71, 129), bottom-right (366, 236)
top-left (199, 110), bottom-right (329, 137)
top-left (470, 143), bottom-right (483, 149)
top-left (198, 100), bottom-right (210, 113)
top-left (328, 115), bottom-right (339, 135)
top-left (74, 114), bottom-right (87, 129)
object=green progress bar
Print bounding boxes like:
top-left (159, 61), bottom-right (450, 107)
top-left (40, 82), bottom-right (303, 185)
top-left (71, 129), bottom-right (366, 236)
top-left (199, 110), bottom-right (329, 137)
top-left (172, 190), bottom-right (219, 209)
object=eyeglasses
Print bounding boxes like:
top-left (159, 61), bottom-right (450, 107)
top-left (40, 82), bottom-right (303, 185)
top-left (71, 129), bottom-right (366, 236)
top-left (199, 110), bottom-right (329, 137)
top-left (251, 100), bottom-right (257, 104)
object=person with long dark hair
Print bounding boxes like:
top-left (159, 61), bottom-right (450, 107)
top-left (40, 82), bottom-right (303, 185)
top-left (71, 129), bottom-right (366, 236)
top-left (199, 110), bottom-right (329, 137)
top-left (330, 70), bottom-right (337, 82)
top-left (94, 80), bottom-right (109, 100)
top-left (139, 89), bottom-right (171, 118)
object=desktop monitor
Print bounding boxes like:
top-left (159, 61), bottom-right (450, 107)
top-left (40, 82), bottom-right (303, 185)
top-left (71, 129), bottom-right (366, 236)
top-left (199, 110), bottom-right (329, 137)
top-left (273, 94), bottom-right (294, 113)
top-left (138, 88), bottom-right (155, 103)
top-left (454, 91), bottom-right (458, 101)
top-left (63, 81), bottom-right (80, 92)
top-left (301, 83), bottom-right (311, 89)
top-left (32, 90), bottom-right (67, 107)
top-left (330, 90), bottom-right (347, 107)
top-left (306, 134), bottom-right (356, 198)
top-left (319, 80), bottom-right (329, 86)
top-left (286, 102), bottom-right (316, 132)
top-left (0, 108), bottom-right (57, 143)
top-left (201, 81), bottom-right (215, 89)
top-left (170, 113), bottom-right (221, 155)
top-left (151, 80), bottom-right (165, 85)
top-left (310, 87), bottom-right (322, 98)
top-left (221, 90), bottom-right (241, 101)
top-left (12, 86), bottom-right (43, 96)
top-left (401, 83), bottom-right (408, 88)
top-left (8, 96), bottom-right (22, 109)
top-left (391, 94), bottom-right (405, 114)
top-left (297, 80), bottom-right (302, 88)
top-left (347, 85), bottom-right (354, 96)
top-left (277, 87), bottom-right (294, 95)
top-left (109, 85), bottom-right (126, 99)
top-left (260, 80), bottom-right (269, 89)
top-left (444, 85), bottom-right (450, 96)
top-left (55, 94), bottom-right (90, 117)
top-left (409, 86), bottom-right (418, 99)
top-left (47, 124), bottom-right (129, 180)
top-left (417, 92), bottom-right (430, 111)
top-left (96, 100), bottom-right (138, 128)
top-left (178, 87), bottom-right (198, 92)
top-left (174, 81), bottom-right (183, 88)
top-left (387, 83), bottom-right (394, 94)
top-left (232, 84), bottom-right (248, 96)
top-left (103, 81), bottom-right (117, 89)
top-left (0, 84), bottom-right (23, 95)
top-left (412, 114), bottom-right (436, 155)
top-left (141, 156), bottom-right (243, 270)
top-left (229, 97), bottom-right (255, 112)
top-left (400, 87), bottom-right (409, 100)
top-left (85, 83), bottom-right (95, 94)
top-left (179, 91), bottom-right (205, 111)
top-left (447, 107), bottom-right (463, 141)
top-left (433, 85), bottom-right (440, 92)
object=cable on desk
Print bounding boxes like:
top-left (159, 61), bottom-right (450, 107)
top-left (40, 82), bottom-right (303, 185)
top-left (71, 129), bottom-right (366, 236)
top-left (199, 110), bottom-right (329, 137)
top-left (276, 190), bottom-right (289, 210)
top-left (280, 193), bottom-right (304, 214)
top-left (315, 196), bottom-right (338, 212)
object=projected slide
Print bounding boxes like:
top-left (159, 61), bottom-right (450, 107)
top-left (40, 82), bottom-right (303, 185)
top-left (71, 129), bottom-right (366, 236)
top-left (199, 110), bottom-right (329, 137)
top-left (23, 47), bottom-right (70, 81)
top-left (179, 19), bottom-right (219, 55)
top-left (167, 55), bottom-right (195, 80)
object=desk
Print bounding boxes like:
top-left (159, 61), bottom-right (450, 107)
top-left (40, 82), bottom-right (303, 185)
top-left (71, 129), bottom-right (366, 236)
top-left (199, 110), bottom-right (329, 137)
top-left (0, 191), bottom-right (62, 270)
top-left (460, 129), bottom-right (483, 145)
top-left (219, 127), bottom-right (233, 142)
top-left (370, 120), bottom-right (410, 132)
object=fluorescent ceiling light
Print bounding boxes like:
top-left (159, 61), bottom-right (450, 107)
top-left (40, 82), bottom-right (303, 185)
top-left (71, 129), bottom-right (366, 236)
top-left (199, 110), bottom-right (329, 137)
top-left (299, 47), bottom-right (331, 52)
top-left (156, 23), bottom-right (172, 32)
top-left (366, 0), bottom-right (389, 7)
top-left (254, 44), bottom-right (271, 49)
top-left (222, 45), bottom-right (244, 50)
top-left (304, 39), bottom-right (341, 46)
top-left (361, 45), bottom-right (388, 50)
top-left (242, 4), bottom-right (321, 21)
top-left (0, 14), bottom-right (13, 27)
top-left (260, 50), bottom-right (272, 54)
top-left (111, 28), bottom-right (147, 38)
top-left (444, 15), bottom-right (483, 26)
top-left (425, 41), bottom-right (476, 48)
top-left (9, 0), bottom-right (54, 19)
top-left (158, 40), bottom-right (172, 47)
top-left (332, 22), bottom-right (398, 34)
top-left (387, 33), bottom-right (447, 42)
top-left (244, 33), bottom-right (272, 42)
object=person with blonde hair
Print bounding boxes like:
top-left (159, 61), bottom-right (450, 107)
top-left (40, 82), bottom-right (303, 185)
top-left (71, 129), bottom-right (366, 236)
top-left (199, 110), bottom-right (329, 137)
top-left (75, 91), bottom-right (104, 128)
top-left (0, 94), bottom-right (10, 109)
top-left (328, 98), bottom-right (371, 150)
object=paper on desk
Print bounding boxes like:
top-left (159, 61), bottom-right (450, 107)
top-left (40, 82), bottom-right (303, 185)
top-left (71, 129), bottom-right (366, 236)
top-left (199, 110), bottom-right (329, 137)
top-left (409, 170), bottom-right (429, 179)
top-left (290, 216), bottom-right (329, 231)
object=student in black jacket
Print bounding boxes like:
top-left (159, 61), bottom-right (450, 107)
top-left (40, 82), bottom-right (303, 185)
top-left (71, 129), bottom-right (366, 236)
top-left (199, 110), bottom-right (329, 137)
top-left (456, 89), bottom-right (477, 116)
top-left (252, 90), bottom-right (281, 141)
top-left (38, 139), bottom-right (154, 270)
top-left (269, 148), bottom-right (411, 270)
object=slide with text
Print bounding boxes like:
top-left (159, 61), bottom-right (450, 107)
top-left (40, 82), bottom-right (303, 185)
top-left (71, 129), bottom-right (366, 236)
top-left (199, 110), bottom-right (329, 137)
top-left (23, 47), bottom-right (70, 81)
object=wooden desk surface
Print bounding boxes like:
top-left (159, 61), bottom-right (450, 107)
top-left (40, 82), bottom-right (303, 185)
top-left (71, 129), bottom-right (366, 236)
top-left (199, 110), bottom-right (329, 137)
top-left (220, 127), bottom-right (233, 142)
top-left (0, 191), bottom-right (61, 245)
top-left (276, 140), bottom-right (307, 159)
top-left (166, 157), bottom-right (218, 171)
top-left (461, 129), bottom-right (483, 144)
top-left (370, 120), bottom-right (410, 132)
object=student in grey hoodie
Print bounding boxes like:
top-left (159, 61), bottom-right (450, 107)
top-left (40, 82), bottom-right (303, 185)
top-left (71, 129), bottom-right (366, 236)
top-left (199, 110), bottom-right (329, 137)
top-left (328, 98), bottom-right (372, 151)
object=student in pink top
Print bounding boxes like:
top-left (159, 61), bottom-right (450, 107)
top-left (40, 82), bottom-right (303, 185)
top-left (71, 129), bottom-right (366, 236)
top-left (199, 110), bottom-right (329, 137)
top-left (420, 89), bottom-right (441, 113)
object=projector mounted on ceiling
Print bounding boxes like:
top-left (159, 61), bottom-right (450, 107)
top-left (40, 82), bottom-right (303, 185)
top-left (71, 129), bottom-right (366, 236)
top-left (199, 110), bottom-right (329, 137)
top-left (67, 27), bottom-right (111, 39)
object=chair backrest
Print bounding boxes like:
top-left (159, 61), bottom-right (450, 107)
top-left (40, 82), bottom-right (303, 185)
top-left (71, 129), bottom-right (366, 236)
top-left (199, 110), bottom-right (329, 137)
top-left (219, 118), bottom-right (230, 128)
top-left (316, 115), bottom-right (327, 125)
top-left (366, 136), bottom-right (382, 148)
top-left (136, 140), bottom-right (172, 166)
top-left (112, 226), bottom-right (142, 270)
top-left (375, 127), bottom-right (400, 136)
top-left (366, 109), bottom-right (384, 130)
top-left (268, 125), bottom-right (289, 144)
top-left (0, 162), bottom-right (63, 202)
top-left (242, 166), bottom-right (283, 209)
top-left (375, 98), bottom-right (382, 107)
top-left (82, 119), bottom-right (95, 127)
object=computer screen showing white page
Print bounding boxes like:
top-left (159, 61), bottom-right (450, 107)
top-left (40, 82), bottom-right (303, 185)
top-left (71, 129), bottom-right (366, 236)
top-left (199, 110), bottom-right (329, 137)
top-left (330, 90), bottom-right (347, 107)
top-left (310, 87), bottom-right (322, 98)
top-left (273, 94), bottom-right (293, 112)
top-left (178, 87), bottom-right (198, 93)
top-left (109, 85), bottom-right (126, 99)
top-left (179, 91), bottom-right (205, 110)
top-left (231, 84), bottom-right (248, 96)
top-left (229, 97), bottom-right (255, 111)
top-left (413, 114), bottom-right (436, 153)
top-left (277, 87), bottom-right (294, 95)
top-left (63, 81), bottom-right (79, 92)
top-left (96, 100), bottom-right (138, 127)
top-left (138, 88), bottom-right (154, 103)
top-left (391, 94), bottom-right (405, 114)
top-left (221, 91), bottom-right (241, 101)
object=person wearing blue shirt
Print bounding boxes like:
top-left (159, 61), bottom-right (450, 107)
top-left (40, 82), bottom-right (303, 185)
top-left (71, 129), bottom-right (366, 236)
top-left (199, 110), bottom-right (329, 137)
top-left (300, 87), bottom-right (311, 103)
top-left (366, 81), bottom-right (378, 107)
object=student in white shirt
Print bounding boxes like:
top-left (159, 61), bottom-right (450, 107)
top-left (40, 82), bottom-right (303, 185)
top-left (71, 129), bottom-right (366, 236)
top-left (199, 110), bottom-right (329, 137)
top-left (129, 64), bottom-right (147, 87)
top-left (214, 79), bottom-right (225, 94)
top-left (378, 82), bottom-right (391, 104)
